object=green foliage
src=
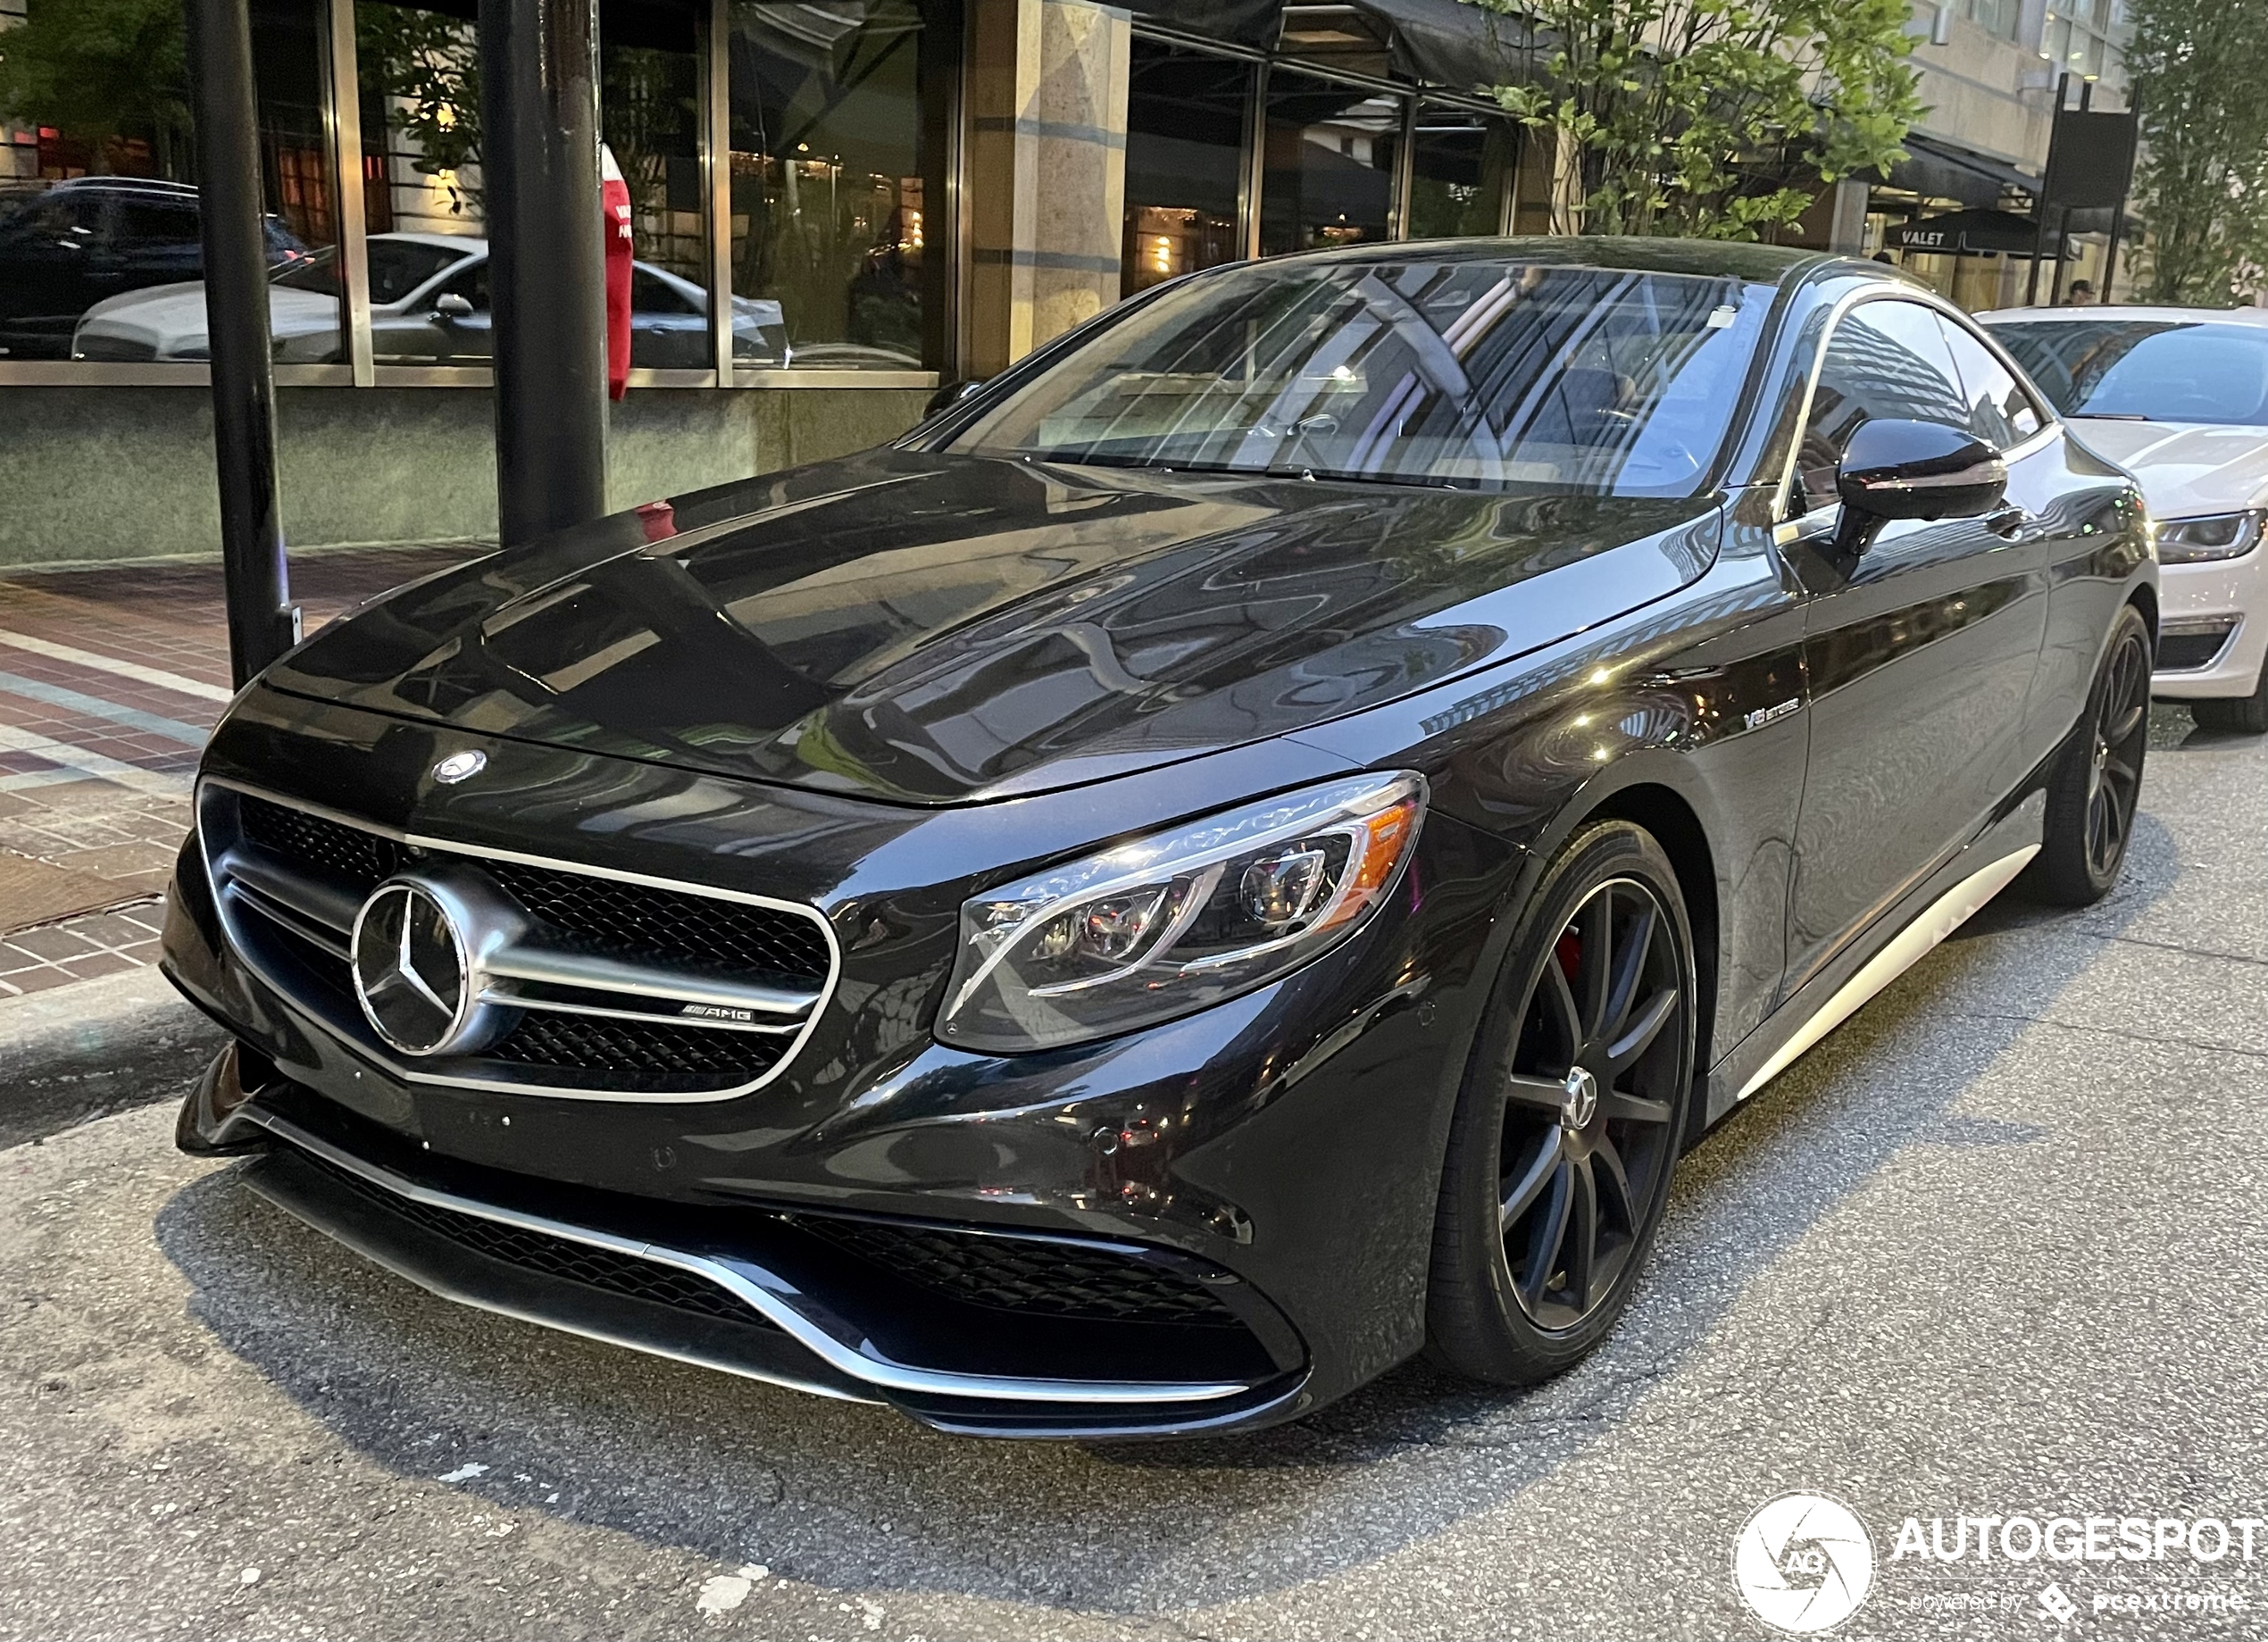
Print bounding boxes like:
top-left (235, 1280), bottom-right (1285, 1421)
top-left (0, 0), bottom-right (189, 170)
top-left (1470, 0), bottom-right (1922, 239)
top-left (355, 0), bottom-right (481, 217)
top-left (2125, 0), bottom-right (2268, 304)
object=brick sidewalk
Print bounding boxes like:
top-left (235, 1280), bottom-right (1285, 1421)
top-left (0, 544), bottom-right (482, 995)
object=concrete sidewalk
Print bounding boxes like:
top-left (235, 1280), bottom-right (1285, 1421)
top-left (0, 545), bottom-right (480, 995)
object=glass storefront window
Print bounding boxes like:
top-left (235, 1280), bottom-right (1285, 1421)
top-left (1121, 40), bottom-right (1248, 297)
top-left (355, 0), bottom-right (487, 361)
top-left (601, 1), bottom-right (716, 367)
top-left (1259, 72), bottom-right (1399, 257)
top-left (727, 0), bottom-right (924, 370)
top-left (0, 0), bottom-right (339, 362)
top-left (1407, 106), bottom-right (1511, 239)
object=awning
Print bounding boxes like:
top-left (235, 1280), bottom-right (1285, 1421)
top-left (1121, 0), bottom-right (1535, 92)
top-left (1887, 208), bottom-right (2064, 256)
top-left (1884, 132), bottom-right (2039, 209)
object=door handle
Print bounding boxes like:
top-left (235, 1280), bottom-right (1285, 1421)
top-left (1985, 504), bottom-right (2039, 539)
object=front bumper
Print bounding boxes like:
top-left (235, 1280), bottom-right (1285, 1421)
top-left (164, 688), bottom-right (1514, 1436)
top-left (2151, 553), bottom-right (2268, 698)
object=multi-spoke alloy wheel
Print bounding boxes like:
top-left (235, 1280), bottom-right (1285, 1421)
top-left (2084, 627), bottom-right (2148, 881)
top-left (2030, 605), bottom-right (2151, 906)
top-left (1497, 876), bottom-right (1686, 1330)
top-left (1428, 821), bottom-right (1697, 1385)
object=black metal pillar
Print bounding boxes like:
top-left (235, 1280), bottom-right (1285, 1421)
top-left (478, 0), bottom-right (607, 546)
top-left (186, 0), bottom-right (298, 687)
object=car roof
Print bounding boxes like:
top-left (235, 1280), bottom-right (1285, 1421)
top-left (1250, 234), bottom-right (1861, 290)
top-left (46, 176), bottom-right (199, 197)
top-left (1977, 304), bottom-right (2268, 326)
top-left (370, 230), bottom-right (488, 255)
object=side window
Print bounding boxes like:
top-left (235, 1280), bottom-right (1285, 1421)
top-left (433, 260), bottom-right (490, 312)
top-left (630, 268), bottom-right (698, 315)
top-left (1794, 299), bottom-right (1971, 514)
top-left (112, 199), bottom-right (202, 252)
top-left (1938, 318), bottom-right (2047, 449)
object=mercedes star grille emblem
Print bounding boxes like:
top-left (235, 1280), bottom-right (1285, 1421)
top-left (352, 878), bottom-right (487, 1055)
top-left (432, 749), bottom-right (488, 784)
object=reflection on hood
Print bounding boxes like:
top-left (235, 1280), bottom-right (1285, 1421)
top-left (270, 449), bottom-right (1721, 803)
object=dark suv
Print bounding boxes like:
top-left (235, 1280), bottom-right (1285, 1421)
top-left (0, 177), bottom-right (306, 359)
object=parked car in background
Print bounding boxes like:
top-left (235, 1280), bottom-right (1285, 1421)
top-left (69, 231), bottom-right (791, 369)
top-left (167, 240), bottom-right (2153, 1437)
top-left (0, 177), bottom-right (309, 360)
top-left (1984, 305), bottom-right (2268, 732)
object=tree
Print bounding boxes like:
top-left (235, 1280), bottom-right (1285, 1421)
top-left (0, 0), bottom-right (189, 174)
top-left (2125, 0), bottom-right (2268, 305)
top-left (1467, 0), bottom-right (1922, 240)
top-left (356, 0), bottom-right (483, 219)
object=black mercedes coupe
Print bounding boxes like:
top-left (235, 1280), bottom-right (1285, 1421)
top-left (165, 239), bottom-right (2155, 1438)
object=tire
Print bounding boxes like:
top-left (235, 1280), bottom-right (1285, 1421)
top-left (1425, 820), bottom-right (1697, 1386)
top-left (2191, 663), bottom-right (2268, 735)
top-left (2029, 604), bottom-right (2151, 906)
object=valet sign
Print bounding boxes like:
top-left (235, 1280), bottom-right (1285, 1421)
top-left (1733, 1492), bottom-right (2263, 1632)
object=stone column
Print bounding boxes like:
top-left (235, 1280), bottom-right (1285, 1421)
top-left (963, 0), bottom-right (1131, 377)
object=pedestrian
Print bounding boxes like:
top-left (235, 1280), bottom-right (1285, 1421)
top-left (2064, 279), bottom-right (2096, 305)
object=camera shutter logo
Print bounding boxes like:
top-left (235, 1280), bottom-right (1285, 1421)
top-left (1733, 1492), bottom-right (1877, 1633)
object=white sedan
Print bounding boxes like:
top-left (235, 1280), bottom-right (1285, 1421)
top-left (71, 230), bottom-right (788, 369)
top-left (1982, 304), bottom-right (2268, 733)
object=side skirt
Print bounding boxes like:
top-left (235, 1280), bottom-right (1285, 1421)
top-left (1704, 793), bottom-right (2045, 1126)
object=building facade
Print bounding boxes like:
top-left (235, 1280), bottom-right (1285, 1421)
top-left (0, 0), bottom-right (2130, 564)
top-left (0, 0), bottom-right (1548, 563)
top-left (1856, 0), bottom-right (2134, 309)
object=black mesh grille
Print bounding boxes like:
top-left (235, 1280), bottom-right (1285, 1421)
top-left (288, 1143), bottom-right (771, 1327)
top-left (801, 1218), bottom-right (1242, 1328)
top-left (490, 1013), bottom-right (788, 1080)
top-left (2159, 628), bottom-right (2234, 671)
top-left (481, 861), bottom-right (832, 988)
top-left (238, 795), bottom-right (404, 890)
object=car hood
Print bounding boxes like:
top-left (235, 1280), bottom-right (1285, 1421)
top-left (2066, 419), bottom-right (2268, 519)
top-left (76, 279), bottom-right (343, 344)
top-left (265, 450), bottom-right (1722, 805)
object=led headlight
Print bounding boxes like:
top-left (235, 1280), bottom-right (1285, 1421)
top-left (2155, 511), bottom-right (2262, 563)
top-left (937, 771), bottom-right (1426, 1053)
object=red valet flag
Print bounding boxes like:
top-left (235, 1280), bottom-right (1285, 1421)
top-left (601, 144), bottom-right (633, 400)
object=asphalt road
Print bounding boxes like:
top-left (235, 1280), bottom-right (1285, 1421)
top-left (4, 704), bottom-right (2265, 1642)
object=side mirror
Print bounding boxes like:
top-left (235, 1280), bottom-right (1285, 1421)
top-left (923, 377), bottom-right (987, 418)
top-left (430, 291), bottom-right (476, 322)
top-left (1834, 419), bottom-right (2007, 552)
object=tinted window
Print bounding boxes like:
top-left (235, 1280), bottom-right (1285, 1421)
top-left (632, 268), bottom-right (700, 314)
top-left (951, 260), bottom-right (1773, 496)
top-left (113, 199), bottom-right (202, 249)
top-left (1408, 107), bottom-right (1514, 239)
top-left (434, 260), bottom-right (489, 311)
top-left (1939, 318), bottom-right (2045, 448)
top-left (1260, 73), bottom-right (1399, 256)
top-left (1122, 40), bottom-right (1247, 296)
top-left (727, 0), bottom-right (927, 368)
top-left (1795, 299), bottom-right (1971, 513)
top-left (370, 238), bottom-right (470, 304)
top-left (1987, 319), bottom-right (2268, 425)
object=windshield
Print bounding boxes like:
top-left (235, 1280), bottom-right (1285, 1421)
top-left (1988, 319), bottom-right (2268, 425)
top-left (946, 260), bottom-right (1773, 496)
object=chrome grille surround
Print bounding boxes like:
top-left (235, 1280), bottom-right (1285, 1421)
top-left (197, 777), bottom-right (842, 1102)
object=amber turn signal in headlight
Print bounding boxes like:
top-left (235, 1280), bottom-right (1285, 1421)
top-left (937, 772), bottom-right (1425, 1053)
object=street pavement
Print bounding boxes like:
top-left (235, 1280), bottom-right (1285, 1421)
top-left (3, 704), bottom-right (2264, 1642)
